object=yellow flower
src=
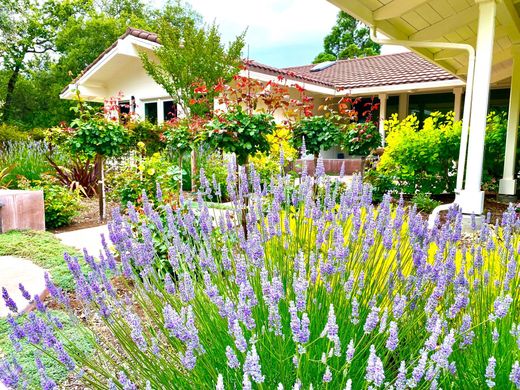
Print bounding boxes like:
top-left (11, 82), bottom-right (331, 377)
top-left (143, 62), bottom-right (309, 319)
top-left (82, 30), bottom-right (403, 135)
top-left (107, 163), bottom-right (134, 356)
top-left (138, 164), bottom-right (145, 172)
top-left (147, 168), bottom-right (156, 176)
top-left (137, 141), bottom-right (145, 149)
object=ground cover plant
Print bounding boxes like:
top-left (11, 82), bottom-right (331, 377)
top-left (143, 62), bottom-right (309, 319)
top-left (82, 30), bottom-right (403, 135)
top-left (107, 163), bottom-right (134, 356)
top-left (1, 158), bottom-right (520, 389)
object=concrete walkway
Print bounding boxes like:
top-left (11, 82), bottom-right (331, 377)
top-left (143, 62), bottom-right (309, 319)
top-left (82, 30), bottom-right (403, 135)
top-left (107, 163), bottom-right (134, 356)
top-left (56, 225), bottom-right (109, 256)
top-left (0, 256), bottom-right (47, 319)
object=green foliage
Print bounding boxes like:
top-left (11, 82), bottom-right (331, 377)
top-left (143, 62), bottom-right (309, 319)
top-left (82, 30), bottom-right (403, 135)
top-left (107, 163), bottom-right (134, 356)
top-left (0, 310), bottom-right (93, 388)
top-left (378, 112), bottom-right (461, 194)
top-left (292, 115), bottom-right (341, 158)
top-left (126, 120), bottom-right (166, 154)
top-left (109, 149), bottom-right (182, 206)
top-left (313, 11), bottom-right (380, 63)
top-left (0, 123), bottom-right (28, 143)
top-left (141, 14), bottom-right (245, 117)
top-left (164, 121), bottom-right (193, 156)
top-left (483, 111), bottom-right (509, 189)
top-left (199, 151), bottom-right (229, 201)
top-left (340, 121), bottom-right (381, 156)
top-left (0, 230), bottom-right (82, 291)
top-left (205, 108), bottom-right (275, 165)
top-left (411, 192), bottom-right (442, 213)
top-left (363, 169), bottom-right (397, 203)
top-left (69, 117), bottom-right (128, 158)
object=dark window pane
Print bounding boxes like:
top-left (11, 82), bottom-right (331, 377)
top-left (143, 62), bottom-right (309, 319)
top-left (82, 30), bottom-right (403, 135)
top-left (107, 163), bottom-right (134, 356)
top-left (163, 101), bottom-right (177, 121)
top-left (145, 102), bottom-right (158, 124)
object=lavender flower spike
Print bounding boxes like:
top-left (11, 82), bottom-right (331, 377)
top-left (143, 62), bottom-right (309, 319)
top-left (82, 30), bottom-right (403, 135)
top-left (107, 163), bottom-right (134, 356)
top-left (365, 345), bottom-right (385, 387)
top-left (510, 361), bottom-right (520, 388)
top-left (485, 356), bottom-right (496, 388)
top-left (2, 287), bottom-right (18, 313)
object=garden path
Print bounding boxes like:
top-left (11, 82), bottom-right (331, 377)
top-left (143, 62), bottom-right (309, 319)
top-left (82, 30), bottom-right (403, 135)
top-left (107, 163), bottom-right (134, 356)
top-left (0, 256), bottom-right (47, 319)
top-left (56, 225), bottom-right (109, 257)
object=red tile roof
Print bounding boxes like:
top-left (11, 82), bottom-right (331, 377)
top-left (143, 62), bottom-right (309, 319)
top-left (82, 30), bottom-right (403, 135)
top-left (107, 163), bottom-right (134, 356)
top-left (283, 52), bottom-right (458, 89)
top-left (63, 28), bottom-right (459, 95)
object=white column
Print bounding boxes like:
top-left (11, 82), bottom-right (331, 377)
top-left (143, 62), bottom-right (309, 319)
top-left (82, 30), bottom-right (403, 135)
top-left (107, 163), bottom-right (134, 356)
top-left (378, 93), bottom-right (387, 146)
top-left (398, 93), bottom-right (409, 120)
top-left (157, 99), bottom-right (164, 124)
top-left (458, 0), bottom-right (496, 214)
top-left (453, 87), bottom-right (463, 121)
top-left (499, 45), bottom-right (520, 195)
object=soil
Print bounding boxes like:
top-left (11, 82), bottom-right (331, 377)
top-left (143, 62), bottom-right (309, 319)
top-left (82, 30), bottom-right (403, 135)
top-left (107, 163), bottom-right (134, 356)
top-left (50, 197), bottom-right (119, 234)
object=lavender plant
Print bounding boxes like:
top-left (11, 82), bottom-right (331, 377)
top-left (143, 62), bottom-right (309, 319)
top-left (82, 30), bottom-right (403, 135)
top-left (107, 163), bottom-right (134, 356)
top-left (1, 155), bottom-right (520, 389)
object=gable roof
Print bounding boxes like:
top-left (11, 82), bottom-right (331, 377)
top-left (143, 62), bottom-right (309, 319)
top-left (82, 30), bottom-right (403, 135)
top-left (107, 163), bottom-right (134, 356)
top-left (283, 52), bottom-right (459, 90)
top-left (63, 27), bottom-right (462, 98)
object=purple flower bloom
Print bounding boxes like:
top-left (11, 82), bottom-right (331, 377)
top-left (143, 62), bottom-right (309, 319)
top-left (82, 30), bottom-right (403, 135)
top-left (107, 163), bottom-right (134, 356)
top-left (126, 312), bottom-right (147, 352)
top-left (2, 287), bottom-right (18, 313)
top-left (0, 358), bottom-right (23, 389)
top-left (395, 361), bottom-right (407, 390)
top-left (243, 345), bottom-right (264, 383)
top-left (492, 327), bottom-right (499, 343)
top-left (365, 345), bottom-right (385, 387)
top-left (346, 339), bottom-right (355, 364)
top-left (226, 346), bottom-right (240, 369)
top-left (118, 371), bottom-right (137, 390)
top-left (386, 321), bottom-right (399, 351)
top-left (363, 305), bottom-right (379, 334)
top-left (18, 284), bottom-right (31, 301)
top-left (35, 356), bottom-right (57, 390)
top-left (510, 361), bottom-right (520, 388)
top-left (490, 295), bottom-right (513, 320)
top-left (322, 366), bottom-right (332, 383)
top-left (485, 356), bottom-right (496, 388)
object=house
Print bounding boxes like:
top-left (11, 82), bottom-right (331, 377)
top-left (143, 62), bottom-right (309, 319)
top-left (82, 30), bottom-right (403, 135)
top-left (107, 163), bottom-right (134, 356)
top-left (325, 0), bottom-right (520, 216)
top-left (60, 20), bottom-right (517, 212)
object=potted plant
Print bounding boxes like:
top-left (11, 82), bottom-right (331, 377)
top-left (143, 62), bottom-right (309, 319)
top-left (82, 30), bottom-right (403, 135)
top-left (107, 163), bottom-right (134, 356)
top-left (340, 121), bottom-right (382, 177)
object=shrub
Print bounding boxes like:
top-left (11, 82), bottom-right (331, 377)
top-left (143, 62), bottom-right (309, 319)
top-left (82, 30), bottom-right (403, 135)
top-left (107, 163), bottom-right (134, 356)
top-left (378, 112), bottom-right (461, 194)
top-left (411, 192), bottom-right (442, 213)
top-left (199, 151), bottom-right (229, 201)
top-left (0, 123), bottom-right (28, 143)
top-left (291, 115), bottom-right (341, 158)
top-left (109, 146), bottom-right (182, 206)
top-left (340, 121), bottom-right (381, 156)
top-left (3, 158), bottom-right (520, 389)
top-left (18, 177), bottom-right (81, 229)
top-left (126, 120), bottom-right (165, 154)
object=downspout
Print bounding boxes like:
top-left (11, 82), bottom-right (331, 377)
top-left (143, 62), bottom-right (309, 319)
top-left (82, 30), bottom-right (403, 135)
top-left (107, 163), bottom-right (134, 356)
top-left (369, 27), bottom-right (476, 228)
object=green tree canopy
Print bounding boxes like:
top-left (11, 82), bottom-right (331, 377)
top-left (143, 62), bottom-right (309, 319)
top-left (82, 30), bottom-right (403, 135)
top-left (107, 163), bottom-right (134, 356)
top-left (313, 11), bottom-right (380, 64)
top-left (140, 16), bottom-right (245, 118)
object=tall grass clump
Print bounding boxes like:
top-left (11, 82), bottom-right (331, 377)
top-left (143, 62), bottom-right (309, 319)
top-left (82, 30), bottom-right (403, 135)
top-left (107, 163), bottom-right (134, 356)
top-left (1, 156), bottom-right (520, 389)
top-left (0, 140), bottom-right (66, 186)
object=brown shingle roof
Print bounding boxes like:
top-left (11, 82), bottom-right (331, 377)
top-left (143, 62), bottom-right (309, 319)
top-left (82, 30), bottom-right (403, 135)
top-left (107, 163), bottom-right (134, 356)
top-left (283, 52), bottom-right (458, 90)
top-left (63, 28), bottom-right (459, 96)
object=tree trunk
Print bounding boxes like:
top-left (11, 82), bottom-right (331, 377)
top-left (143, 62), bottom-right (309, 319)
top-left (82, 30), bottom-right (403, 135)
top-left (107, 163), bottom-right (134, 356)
top-left (96, 154), bottom-right (106, 222)
top-left (3, 64), bottom-right (21, 122)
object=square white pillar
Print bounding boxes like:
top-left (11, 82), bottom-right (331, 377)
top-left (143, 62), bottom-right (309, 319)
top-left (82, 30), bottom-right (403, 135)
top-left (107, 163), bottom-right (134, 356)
top-left (458, 0), bottom-right (496, 215)
top-left (499, 45), bottom-right (520, 196)
top-left (453, 87), bottom-right (463, 122)
top-left (398, 93), bottom-right (409, 120)
top-left (378, 93), bottom-right (387, 146)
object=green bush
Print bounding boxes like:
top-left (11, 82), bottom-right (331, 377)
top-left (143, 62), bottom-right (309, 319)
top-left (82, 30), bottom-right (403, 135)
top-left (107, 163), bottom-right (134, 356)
top-left (0, 123), bottom-right (28, 143)
top-left (411, 192), bottom-right (442, 213)
top-left (340, 121), bottom-right (381, 156)
top-left (127, 120), bottom-right (166, 154)
top-left (199, 151), bottom-right (229, 201)
top-left (378, 112), bottom-right (461, 194)
top-left (19, 178), bottom-right (82, 228)
top-left (291, 115), bottom-right (341, 158)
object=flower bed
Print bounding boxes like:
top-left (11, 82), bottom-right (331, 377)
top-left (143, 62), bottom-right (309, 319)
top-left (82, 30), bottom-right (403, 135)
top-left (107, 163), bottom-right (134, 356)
top-left (1, 159), bottom-right (520, 389)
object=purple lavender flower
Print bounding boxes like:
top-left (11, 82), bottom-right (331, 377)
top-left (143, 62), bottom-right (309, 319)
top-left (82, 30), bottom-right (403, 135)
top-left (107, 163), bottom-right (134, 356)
top-left (126, 312), bottom-right (147, 352)
top-left (458, 314), bottom-right (475, 349)
top-left (490, 295), bottom-right (513, 320)
top-left (232, 320), bottom-right (247, 353)
top-left (18, 283), bottom-right (31, 301)
top-left (0, 358), bottom-right (23, 389)
top-left (392, 294), bottom-right (406, 320)
top-left (322, 366), bottom-right (332, 383)
top-left (431, 329), bottom-right (455, 369)
top-left (365, 345), bottom-right (385, 387)
top-left (2, 287), bottom-right (18, 313)
top-left (492, 327), bottom-right (500, 343)
top-left (226, 346), bottom-right (240, 369)
top-left (321, 304), bottom-right (338, 339)
top-left (386, 321), bottom-right (399, 351)
top-left (179, 272), bottom-right (195, 303)
top-left (35, 356), bottom-right (57, 390)
top-left (363, 305), bottom-right (379, 334)
top-left (118, 371), bottom-right (137, 390)
top-left (510, 361), bottom-right (520, 388)
top-left (411, 350), bottom-right (428, 385)
top-left (346, 339), bottom-right (355, 364)
top-left (242, 373), bottom-right (252, 390)
top-left (395, 361), bottom-right (407, 390)
top-left (485, 356), bottom-right (496, 388)
top-left (243, 345), bottom-right (264, 383)
top-left (351, 297), bottom-right (359, 325)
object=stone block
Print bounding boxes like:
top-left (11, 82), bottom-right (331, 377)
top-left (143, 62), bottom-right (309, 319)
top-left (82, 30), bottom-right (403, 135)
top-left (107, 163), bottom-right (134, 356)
top-left (0, 190), bottom-right (45, 233)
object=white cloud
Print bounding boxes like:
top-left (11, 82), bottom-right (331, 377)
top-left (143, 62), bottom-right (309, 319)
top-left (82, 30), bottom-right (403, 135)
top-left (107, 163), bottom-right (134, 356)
top-left (187, 0), bottom-right (338, 50)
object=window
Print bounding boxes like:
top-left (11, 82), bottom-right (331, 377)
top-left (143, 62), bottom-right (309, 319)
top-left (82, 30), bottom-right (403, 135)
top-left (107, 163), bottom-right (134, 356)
top-left (163, 100), bottom-right (177, 121)
top-left (145, 102), bottom-right (158, 124)
top-left (409, 93), bottom-right (454, 125)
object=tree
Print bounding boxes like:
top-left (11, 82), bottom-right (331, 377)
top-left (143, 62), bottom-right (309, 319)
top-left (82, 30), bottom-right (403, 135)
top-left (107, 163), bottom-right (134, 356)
top-left (0, 0), bottom-right (88, 121)
top-left (313, 11), bottom-right (380, 64)
top-left (141, 15), bottom-right (245, 190)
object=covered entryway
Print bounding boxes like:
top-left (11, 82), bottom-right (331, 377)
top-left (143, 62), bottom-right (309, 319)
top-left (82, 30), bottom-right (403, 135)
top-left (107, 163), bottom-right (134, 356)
top-left (328, 0), bottom-right (520, 215)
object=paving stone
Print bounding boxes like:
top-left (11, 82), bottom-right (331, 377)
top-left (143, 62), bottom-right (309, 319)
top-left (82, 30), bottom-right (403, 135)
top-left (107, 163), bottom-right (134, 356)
top-left (0, 256), bottom-right (48, 319)
top-left (56, 225), bottom-right (109, 256)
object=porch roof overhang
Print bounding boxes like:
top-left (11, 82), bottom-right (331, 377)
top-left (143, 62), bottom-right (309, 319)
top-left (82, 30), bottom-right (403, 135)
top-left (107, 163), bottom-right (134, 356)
top-left (327, 0), bottom-right (520, 85)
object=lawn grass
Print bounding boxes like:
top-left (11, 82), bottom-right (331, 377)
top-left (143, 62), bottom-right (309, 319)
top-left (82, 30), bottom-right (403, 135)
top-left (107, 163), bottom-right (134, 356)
top-left (0, 310), bottom-right (93, 388)
top-left (0, 231), bottom-right (90, 388)
top-left (0, 230), bottom-right (81, 291)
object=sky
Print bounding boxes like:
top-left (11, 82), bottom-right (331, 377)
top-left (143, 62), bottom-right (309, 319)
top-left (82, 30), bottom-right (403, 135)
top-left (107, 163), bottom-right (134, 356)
top-left (186, 0), bottom-right (339, 68)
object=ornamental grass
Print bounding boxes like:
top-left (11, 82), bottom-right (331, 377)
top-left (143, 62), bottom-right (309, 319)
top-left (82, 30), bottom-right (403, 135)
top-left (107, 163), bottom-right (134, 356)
top-left (1, 155), bottom-right (520, 389)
